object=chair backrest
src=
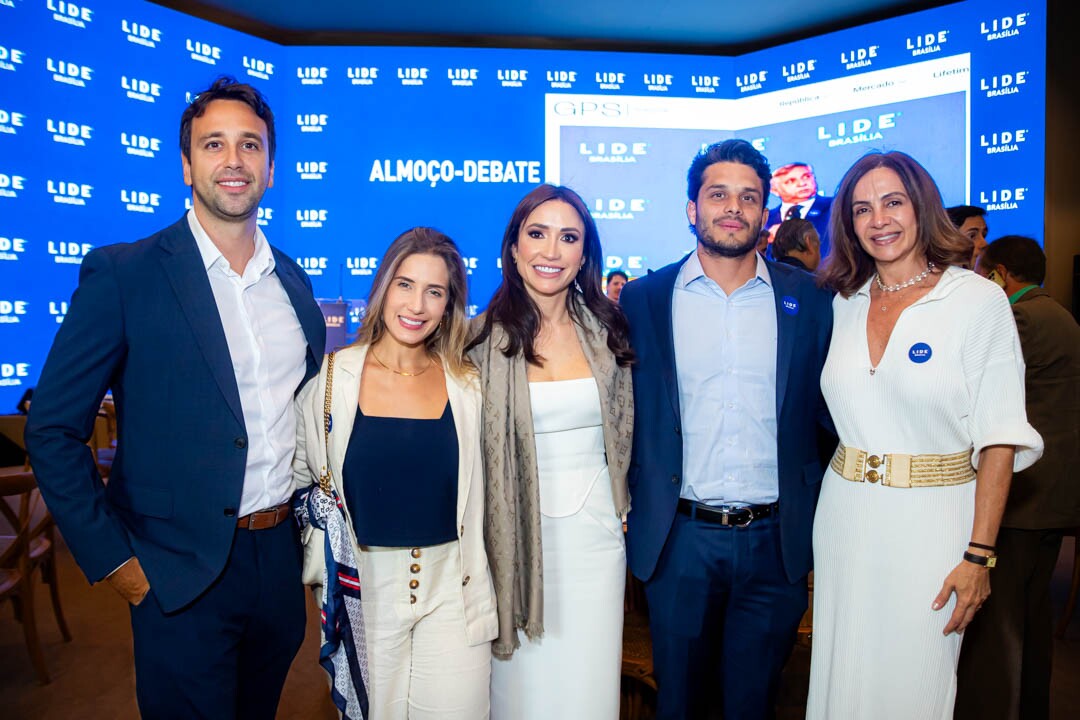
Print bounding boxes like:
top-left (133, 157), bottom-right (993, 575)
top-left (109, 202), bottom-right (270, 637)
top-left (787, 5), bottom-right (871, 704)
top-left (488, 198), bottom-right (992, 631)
top-left (0, 470), bottom-right (36, 578)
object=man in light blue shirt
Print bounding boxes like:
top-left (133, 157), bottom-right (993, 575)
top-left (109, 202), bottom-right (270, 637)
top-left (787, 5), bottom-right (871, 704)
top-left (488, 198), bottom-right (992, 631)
top-left (622, 139), bottom-right (835, 719)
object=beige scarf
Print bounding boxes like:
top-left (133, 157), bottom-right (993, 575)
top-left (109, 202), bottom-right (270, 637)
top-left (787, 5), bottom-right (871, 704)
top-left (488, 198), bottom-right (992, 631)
top-left (470, 300), bottom-right (633, 658)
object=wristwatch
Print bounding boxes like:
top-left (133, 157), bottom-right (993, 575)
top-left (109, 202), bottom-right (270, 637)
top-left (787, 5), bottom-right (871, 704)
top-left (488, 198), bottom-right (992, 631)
top-left (963, 551), bottom-right (997, 568)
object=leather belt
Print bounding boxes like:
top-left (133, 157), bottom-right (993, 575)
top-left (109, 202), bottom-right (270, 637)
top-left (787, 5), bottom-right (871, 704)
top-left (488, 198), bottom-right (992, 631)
top-left (677, 498), bottom-right (778, 527)
top-left (830, 445), bottom-right (974, 488)
top-left (236, 503), bottom-right (291, 530)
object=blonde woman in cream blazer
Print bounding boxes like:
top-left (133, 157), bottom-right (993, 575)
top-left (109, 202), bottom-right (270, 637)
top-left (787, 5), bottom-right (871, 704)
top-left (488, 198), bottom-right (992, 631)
top-left (293, 228), bottom-right (497, 720)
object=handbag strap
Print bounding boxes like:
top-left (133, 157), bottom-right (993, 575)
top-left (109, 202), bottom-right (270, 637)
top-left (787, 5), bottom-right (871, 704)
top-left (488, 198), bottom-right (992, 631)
top-left (318, 351), bottom-right (336, 496)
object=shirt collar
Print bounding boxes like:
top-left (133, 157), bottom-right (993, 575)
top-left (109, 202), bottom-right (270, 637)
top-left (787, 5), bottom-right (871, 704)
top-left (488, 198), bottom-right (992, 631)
top-left (186, 208), bottom-right (274, 278)
top-left (677, 248), bottom-right (772, 290)
top-left (1008, 284), bottom-right (1039, 305)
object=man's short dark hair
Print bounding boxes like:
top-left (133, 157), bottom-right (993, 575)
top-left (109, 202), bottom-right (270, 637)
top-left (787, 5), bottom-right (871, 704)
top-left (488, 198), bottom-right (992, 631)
top-left (180, 76), bottom-right (276, 161)
top-left (981, 235), bottom-right (1045, 285)
top-left (773, 218), bottom-right (818, 258)
top-left (945, 204), bottom-right (986, 229)
top-left (606, 269), bottom-right (628, 283)
top-left (687, 139), bottom-right (771, 202)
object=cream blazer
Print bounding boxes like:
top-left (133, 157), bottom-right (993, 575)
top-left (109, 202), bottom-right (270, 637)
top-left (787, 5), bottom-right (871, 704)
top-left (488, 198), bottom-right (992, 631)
top-left (292, 343), bottom-right (498, 646)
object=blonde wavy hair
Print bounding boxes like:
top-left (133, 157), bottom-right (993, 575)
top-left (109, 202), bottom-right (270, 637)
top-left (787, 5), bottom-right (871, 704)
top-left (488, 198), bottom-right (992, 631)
top-left (354, 227), bottom-right (475, 379)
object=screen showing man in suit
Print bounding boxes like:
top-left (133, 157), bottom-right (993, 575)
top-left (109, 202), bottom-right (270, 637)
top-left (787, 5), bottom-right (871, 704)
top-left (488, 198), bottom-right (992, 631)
top-left (25, 77), bottom-right (326, 719)
top-left (767, 162), bottom-right (833, 260)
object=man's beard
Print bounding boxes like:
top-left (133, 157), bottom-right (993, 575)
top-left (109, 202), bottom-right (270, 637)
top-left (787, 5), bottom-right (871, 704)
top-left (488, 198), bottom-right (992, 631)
top-left (695, 216), bottom-right (762, 259)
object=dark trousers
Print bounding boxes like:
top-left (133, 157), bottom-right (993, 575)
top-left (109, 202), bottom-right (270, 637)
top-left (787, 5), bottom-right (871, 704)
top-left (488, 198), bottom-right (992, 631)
top-left (129, 520), bottom-right (307, 720)
top-left (955, 527), bottom-right (1064, 720)
top-left (644, 512), bottom-right (807, 720)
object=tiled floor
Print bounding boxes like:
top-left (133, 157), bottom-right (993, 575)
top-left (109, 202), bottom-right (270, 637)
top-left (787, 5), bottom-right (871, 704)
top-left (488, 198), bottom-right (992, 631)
top-left (3, 536), bottom-right (1079, 719)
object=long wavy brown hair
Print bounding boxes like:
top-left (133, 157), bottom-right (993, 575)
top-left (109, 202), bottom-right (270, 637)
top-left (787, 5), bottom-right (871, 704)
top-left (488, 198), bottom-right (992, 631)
top-left (355, 227), bottom-right (474, 379)
top-left (818, 151), bottom-right (972, 297)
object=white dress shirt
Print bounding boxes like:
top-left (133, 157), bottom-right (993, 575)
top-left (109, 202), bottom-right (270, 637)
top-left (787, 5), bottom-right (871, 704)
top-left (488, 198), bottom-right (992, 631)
top-left (187, 210), bottom-right (307, 516)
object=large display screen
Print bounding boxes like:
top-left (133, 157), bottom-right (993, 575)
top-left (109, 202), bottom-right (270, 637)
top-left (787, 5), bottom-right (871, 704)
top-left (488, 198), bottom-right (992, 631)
top-left (0, 0), bottom-right (1046, 408)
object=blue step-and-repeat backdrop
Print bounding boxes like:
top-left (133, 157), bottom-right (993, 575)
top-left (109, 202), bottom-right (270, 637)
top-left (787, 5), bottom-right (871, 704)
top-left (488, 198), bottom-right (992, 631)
top-left (0, 0), bottom-right (1046, 407)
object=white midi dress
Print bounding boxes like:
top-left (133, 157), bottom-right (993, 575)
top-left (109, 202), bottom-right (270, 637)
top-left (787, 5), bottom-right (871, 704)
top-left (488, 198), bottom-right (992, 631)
top-left (490, 377), bottom-right (625, 720)
top-left (806, 267), bottom-right (1042, 720)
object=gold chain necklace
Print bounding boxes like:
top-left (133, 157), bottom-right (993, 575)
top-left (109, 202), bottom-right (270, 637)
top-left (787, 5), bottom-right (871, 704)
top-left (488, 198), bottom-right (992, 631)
top-left (370, 349), bottom-right (435, 377)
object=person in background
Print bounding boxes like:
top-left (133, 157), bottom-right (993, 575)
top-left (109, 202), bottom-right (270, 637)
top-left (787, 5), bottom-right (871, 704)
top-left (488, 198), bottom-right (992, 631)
top-left (622, 139), bottom-right (834, 719)
top-left (946, 204), bottom-right (989, 269)
top-left (955, 235), bottom-right (1080, 720)
top-left (294, 227), bottom-right (497, 719)
top-left (469, 184), bottom-right (634, 719)
top-left (808, 152), bottom-right (1042, 720)
top-left (767, 161), bottom-right (833, 258)
top-left (24, 76), bottom-right (326, 718)
top-left (605, 268), bottom-right (629, 302)
top-left (772, 218), bottom-right (821, 272)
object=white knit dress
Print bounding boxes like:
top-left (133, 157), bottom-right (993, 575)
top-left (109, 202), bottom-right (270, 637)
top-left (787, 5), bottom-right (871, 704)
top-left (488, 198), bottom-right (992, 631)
top-left (806, 267), bottom-right (1043, 719)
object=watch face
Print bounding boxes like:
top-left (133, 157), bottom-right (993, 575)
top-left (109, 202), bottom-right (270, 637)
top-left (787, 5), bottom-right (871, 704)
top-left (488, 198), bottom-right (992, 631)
top-left (986, 556), bottom-right (998, 568)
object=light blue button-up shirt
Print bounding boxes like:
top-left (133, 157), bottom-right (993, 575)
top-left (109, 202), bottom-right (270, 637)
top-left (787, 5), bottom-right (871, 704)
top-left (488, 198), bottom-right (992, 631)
top-left (673, 251), bottom-right (779, 505)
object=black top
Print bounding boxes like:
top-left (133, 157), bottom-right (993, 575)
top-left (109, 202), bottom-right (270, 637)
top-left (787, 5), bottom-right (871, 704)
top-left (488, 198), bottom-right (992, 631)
top-left (343, 401), bottom-right (459, 547)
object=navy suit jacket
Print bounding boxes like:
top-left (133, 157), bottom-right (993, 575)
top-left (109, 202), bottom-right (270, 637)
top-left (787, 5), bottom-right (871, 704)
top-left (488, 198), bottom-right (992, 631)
top-left (25, 216), bottom-right (326, 613)
top-left (768, 195), bottom-right (833, 258)
top-left (621, 255), bottom-right (833, 584)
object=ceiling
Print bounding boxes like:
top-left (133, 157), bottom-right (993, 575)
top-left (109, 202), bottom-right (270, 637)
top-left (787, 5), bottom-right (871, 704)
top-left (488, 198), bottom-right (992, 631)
top-left (156, 0), bottom-right (957, 52)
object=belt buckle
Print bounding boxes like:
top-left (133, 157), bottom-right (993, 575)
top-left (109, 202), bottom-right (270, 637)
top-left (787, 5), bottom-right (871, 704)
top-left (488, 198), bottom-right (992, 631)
top-left (735, 507), bottom-right (754, 528)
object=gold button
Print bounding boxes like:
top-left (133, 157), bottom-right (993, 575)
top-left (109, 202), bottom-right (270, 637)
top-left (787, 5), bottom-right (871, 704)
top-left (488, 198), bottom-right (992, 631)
top-left (866, 469), bottom-right (880, 483)
top-left (410, 563), bottom-right (421, 573)
top-left (410, 594), bottom-right (417, 604)
top-left (462, 576), bottom-right (470, 586)
top-left (411, 548), bottom-right (422, 559)
top-left (867, 455), bottom-right (882, 468)
top-left (409, 579), bottom-right (419, 589)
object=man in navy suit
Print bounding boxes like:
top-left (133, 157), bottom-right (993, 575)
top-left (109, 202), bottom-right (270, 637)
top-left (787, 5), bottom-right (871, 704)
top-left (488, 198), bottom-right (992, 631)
top-left (25, 77), bottom-right (326, 719)
top-left (621, 140), bottom-right (833, 719)
top-left (766, 161), bottom-right (833, 260)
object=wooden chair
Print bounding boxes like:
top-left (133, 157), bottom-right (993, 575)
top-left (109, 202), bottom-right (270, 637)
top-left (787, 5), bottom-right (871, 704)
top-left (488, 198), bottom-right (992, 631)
top-left (0, 468), bottom-right (51, 683)
top-left (27, 490), bottom-right (72, 642)
top-left (1055, 528), bottom-right (1080, 638)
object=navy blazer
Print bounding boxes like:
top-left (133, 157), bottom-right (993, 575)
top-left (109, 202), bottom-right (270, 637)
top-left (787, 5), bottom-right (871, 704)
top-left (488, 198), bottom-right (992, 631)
top-left (25, 216), bottom-right (326, 613)
top-left (768, 195), bottom-right (833, 258)
top-left (621, 255), bottom-right (833, 584)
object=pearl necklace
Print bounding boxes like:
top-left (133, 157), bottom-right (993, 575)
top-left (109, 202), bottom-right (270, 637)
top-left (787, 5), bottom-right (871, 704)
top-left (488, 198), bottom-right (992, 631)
top-left (874, 261), bottom-right (935, 293)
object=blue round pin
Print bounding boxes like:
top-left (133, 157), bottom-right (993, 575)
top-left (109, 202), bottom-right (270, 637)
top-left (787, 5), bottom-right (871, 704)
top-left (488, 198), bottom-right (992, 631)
top-left (908, 343), bottom-right (932, 363)
top-left (781, 296), bottom-right (800, 315)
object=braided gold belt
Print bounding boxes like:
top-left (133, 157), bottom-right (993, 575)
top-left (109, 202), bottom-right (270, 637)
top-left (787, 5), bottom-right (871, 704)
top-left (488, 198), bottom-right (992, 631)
top-left (830, 445), bottom-right (975, 488)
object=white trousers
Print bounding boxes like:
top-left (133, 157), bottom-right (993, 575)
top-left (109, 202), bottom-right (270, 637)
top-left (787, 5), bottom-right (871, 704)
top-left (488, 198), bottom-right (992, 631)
top-left (360, 541), bottom-right (491, 720)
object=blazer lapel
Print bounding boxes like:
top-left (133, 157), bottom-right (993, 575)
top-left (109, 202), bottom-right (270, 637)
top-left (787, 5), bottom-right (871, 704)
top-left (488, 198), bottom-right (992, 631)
top-left (445, 371), bottom-right (476, 528)
top-left (272, 247), bottom-right (327, 380)
top-left (328, 346), bottom-right (365, 498)
top-left (770, 263), bottom-right (799, 418)
top-left (646, 259), bottom-right (685, 421)
top-left (157, 219), bottom-right (245, 427)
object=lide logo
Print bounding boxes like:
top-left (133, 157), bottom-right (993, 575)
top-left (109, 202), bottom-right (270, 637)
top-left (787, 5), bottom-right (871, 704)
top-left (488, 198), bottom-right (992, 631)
top-left (49, 300), bottom-right (68, 324)
top-left (0, 361), bottom-right (31, 387)
top-left (0, 299), bottom-right (28, 324)
top-left (0, 172), bottom-right (26, 199)
top-left (0, 109), bottom-right (25, 135)
top-left (296, 161), bottom-right (327, 180)
top-left (642, 72), bottom-right (672, 92)
top-left (47, 179), bottom-right (92, 205)
top-left (297, 113), bottom-right (327, 133)
top-left (579, 142), bottom-right (647, 164)
top-left (840, 44), bottom-right (879, 70)
top-left (547, 70), bottom-right (576, 89)
top-left (981, 13), bottom-right (1028, 41)
top-left (121, 188), bottom-right (160, 214)
top-left (978, 187), bottom-right (1026, 211)
top-left (347, 256), bottom-right (378, 276)
top-left (781, 59), bottom-right (816, 83)
top-left (0, 234), bottom-right (27, 262)
top-left (593, 197), bottom-right (645, 220)
top-left (297, 66), bottom-right (327, 85)
top-left (121, 19), bottom-right (162, 48)
top-left (497, 69), bottom-right (527, 88)
top-left (297, 209), bottom-right (327, 228)
top-left (736, 70), bottom-right (767, 93)
top-left (243, 55), bottom-right (273, 80)
top-left (348, 67), bottom-right (378, 86)
top-left (48, 0), bottom-right (93, 28)
top-left (121, 132), bottom-right (161, 158)
top-left (979, 128), bottom-right (1028, 155)
top-left (595, 71), bottom-right (624, 90)
top-left (296, 256), bottom-right (328, 275)
top-left (186, 39), bottom-right (221, 65)
top-left (47, 118), bottom-right (92, 146)
top-left (122, 76), bottom-right (161, 103)
top-left (397, 67), bottom-right (428, 86)
top-left (906, 30), bottom-right (949, 57)
top-left (981, 71), bottom-right (1027, 98)
top-left (47, 57), bottom-right (92, 87)
top-left (817, 113), bottom-right (897, 148)
top-left (48, 240), bottom-right (93, 264)
top-left (0, 46), bottom-right (24, 73)
top-left (448, 68), bottom-right (478, 87)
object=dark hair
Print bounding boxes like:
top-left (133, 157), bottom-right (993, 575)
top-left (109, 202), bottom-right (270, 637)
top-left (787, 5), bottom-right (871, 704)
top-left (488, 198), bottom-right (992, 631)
top-left (773, 218), bottom-right (818, 257)
top-left (687, 139), bottom-right (772, 202)
top-left (356, 227), bottom-right (474, 378)
top-left (468, 184), bottom-right (633, 367)
top-left (981, 235), bottom-right (1045, 285)
top-left (818, 151), bottom-right (971, 296)
top-left (180, 76), bottom-right (276, 161)
top-left (606, 269), bottom-right (629, 283)
top-left (946, 204), bottom-right (986, 229)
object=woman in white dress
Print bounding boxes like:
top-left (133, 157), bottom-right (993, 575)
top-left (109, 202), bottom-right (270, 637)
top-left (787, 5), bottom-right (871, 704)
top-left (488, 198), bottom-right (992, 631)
top-left (468, 184), bottom-right (635, 719)
top-left (807, 151), bottom-right (1043, 719)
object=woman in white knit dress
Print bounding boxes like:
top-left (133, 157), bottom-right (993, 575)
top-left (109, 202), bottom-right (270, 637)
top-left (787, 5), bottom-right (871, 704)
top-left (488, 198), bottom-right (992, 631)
top-left (806, 152), bottom-right (1043, 719)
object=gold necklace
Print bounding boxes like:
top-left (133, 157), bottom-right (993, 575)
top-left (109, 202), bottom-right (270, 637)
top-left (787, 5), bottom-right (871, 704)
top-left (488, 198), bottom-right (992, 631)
top-left (370, 349), bottom-right (435, 377)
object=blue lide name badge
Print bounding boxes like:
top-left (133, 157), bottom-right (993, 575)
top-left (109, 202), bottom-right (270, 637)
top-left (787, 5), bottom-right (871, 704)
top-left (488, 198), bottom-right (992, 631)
top-left (327, 414), bottom-right (333, 432)
top-left (781, 296), bottom-right (799, 315)
top-left (908, 342), bottom-right (932, 363)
